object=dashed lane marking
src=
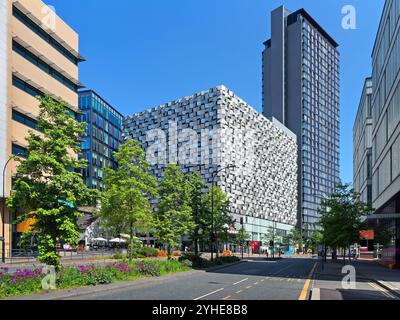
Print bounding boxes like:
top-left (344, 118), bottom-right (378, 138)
top-left (194, 288), bottom-right (225, 301)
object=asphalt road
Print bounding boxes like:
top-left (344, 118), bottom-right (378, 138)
top-left (65, 257), bottom-right (317, 300)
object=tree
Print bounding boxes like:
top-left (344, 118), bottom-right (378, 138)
top-left (319, 183), bottom-right (372, 263)
top-left (186, 172), bottom-right (207, 255)
top-left (287, 228), bottom-right (303, 252)
top-left (100, 139), bottom-right (158, 261)
top-left (309, 230), bottom-right (324, 254)
top-left (153, 164), bottom-right (195, 259)
top-left (263, 226), bottom-right (283, 246)
top-left (204, 186), bottom-right (235, 258)
top-left (234, 225), bottom-right (251, 257)
top-left (7, 95), bottom-right (98, 270)
top-left (374, 229), bottom-right (393, 249)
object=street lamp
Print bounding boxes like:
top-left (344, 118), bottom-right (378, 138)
top-left (2, 154), bottom-right (23, 263)
top-left (210, 164), bottom-right (236, 262)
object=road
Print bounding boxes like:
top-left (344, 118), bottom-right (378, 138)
top-left (64, 257), bottom-right (317, 300)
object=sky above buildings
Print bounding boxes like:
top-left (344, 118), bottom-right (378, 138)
top-left (46, 0), bottom-right (384, 184)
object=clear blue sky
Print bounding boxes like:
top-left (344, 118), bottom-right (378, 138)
top-left (46, 0), bottom-right (384, 184)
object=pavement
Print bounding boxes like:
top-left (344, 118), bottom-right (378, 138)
top-left (6, 256), bottom-right (318, 300)
top-left (311, 258), bottom-right (400, 300)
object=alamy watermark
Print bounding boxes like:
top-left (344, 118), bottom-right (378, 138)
top-left (40, 5), bottom-right (57, 31)
top-left (342, 5), bottom-right (357, 30)
top-left (341, 265), bottom-right (356, 290)
top-left (144, 121), bottom-right (256, 172)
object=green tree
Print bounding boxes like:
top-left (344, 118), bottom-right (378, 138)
top-left (374, 229), bottom-right (393, 249)
top-left (204, 186), bottom-right (235, 258)
top-left (7, 96), bottom-right (98, 270)
top-left (308, 230), bottom-right (324, 254)
top-left (262, 226), bottom-right (283, 247)
top-left (100, 139), bottom-right (158, 261)
top-left (319, 183), bottom-right (372, 263)
top-left (154, 164), bottom-right (195, 259)
top-left (234, 225), bottom-right (251, 257)
top-left (287, 228), bottom-right (303, 252)
top-left (186, 172), bottom-right (207, 256)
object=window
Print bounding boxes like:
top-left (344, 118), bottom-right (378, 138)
top-left (13, 75), bottom-right (77, 118)
top-left (12, 144), bottom-right (28, 158)
top-left (12, 110), bottom-right (38, 130)
top-left (13, 41), bottom-right (78, 92)
top-left (13, 6), bottom-right (79, 65)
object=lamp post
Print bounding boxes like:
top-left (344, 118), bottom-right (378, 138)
top-left (2, 154), bottom-right (22, 263)
top-left (210, 164), bottom-right (236, 262)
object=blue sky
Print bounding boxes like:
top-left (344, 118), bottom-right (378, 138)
top-left (46, 0), bottom-right (384, 183)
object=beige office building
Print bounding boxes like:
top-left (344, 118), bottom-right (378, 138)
top-left (0, 0), bottom-right (84, 256)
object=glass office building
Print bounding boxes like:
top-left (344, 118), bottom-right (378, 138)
top-left (353, 78), bottom-right (373, 206)
top-left (367, 0), bottom-right (400, 266)
top-left (262, 6), bottom-right (340, 237)
top-left (78, 90), bottom-right (123, 191)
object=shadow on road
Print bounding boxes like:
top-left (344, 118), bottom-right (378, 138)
top-left (204, 257), bottom-right (315, 280)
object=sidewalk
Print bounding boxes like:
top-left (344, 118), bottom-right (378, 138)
top-left (311, 258), bottom-right (400, 300)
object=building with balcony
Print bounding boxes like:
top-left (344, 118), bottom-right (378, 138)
top-left (0, 0), bottom-right (84, 255)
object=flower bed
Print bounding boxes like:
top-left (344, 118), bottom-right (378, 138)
top-left (0, 260), bottom-right (191, 298)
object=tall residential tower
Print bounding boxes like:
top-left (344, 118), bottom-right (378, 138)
top-left (262, 6), bottom-right (340, 236)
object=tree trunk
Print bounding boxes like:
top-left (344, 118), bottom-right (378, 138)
top-left (167, 244), bottom-right (171, 260)
top-left (216, 240), bottom-right (219, 259)
top-left (129, 223), bottom-right (134, 262)
top-left (194, 237), bottom-right (199, 256)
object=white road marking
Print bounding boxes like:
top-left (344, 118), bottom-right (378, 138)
top-left (233, 278), bottom-right (248, 286)
top-left (194, 288), bottom-right (225, 301)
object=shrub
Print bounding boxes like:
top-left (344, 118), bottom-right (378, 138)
top-left (180, 259), bottom-right (193, 268)
top-left (179, 253), bottom-right (209, 268)
top-left (135, 261), bottom-right (161, 277)
top-left (173, 250), bottom-right (181, 257)
top-left (113, 253), bottom-right (126, 260)
top-left (215, 256), bottom-right (240, 264)
top-left (157, 250), bottom-right (168, 258)
top-left (223, 250), bottom-right (232, 256)
top-left (0, 267), bottom-right (43, 297)
top-left (139, 247), bottom-right (159, 257)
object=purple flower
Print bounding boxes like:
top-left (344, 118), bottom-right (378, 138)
top-left (77, 265), bottom-right (90, 274)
